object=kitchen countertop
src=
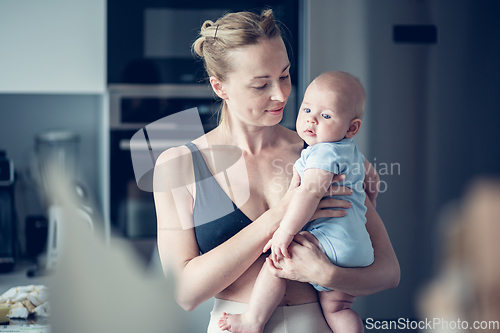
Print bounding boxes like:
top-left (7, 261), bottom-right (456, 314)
top-left (0, 261), bottom-right (52, 293)
top-left (0, 261), bottom-right (52, 330)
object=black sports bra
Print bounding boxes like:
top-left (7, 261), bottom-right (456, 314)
top-left (185, 142), bottom-right (253, 254)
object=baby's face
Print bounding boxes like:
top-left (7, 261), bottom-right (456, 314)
top-left (296, 83), bottom-right (352, 146)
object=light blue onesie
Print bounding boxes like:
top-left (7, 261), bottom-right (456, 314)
top-left (294, 138), bottom-right (374, 291)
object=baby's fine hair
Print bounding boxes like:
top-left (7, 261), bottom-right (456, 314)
top-left (314, 71), bottom-right (366, 120)
top-left (192, 9), bottom-right (282, 83)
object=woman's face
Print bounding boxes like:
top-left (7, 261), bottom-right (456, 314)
top-left (220, 37), bottom-right (292, 127)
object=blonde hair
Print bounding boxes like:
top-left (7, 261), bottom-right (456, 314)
top-left (192, 9), bottom-right (282, 124)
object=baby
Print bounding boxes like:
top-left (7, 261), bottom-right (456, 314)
top-left (219, 71), bottom-right (375, 333)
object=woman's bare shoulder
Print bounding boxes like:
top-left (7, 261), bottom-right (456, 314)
top-left (156, 145), bottom-right (192, 166)
top-left (154, 145), bottom-right (195, 191)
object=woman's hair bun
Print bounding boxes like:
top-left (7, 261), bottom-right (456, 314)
top-left (192, 9), bottom-right (282, 81)
top-left (202, 20), bottom-right (214, 30)
top-left (192, 19), bottom-right (217, 58)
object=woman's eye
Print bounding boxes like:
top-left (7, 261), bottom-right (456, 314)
top-left (280, 74), bottom-right (290, 80)
top-left (254, 84), bottom-right (268, 90)
top-left (304, 108), bottom-right (311, 113)
top-left (322, 114), bottom-right (331, 119)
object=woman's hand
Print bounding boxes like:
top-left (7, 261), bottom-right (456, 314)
top-left (277, 169), bottom-right (351, 221)
top-left (268, 198), bottom-right (400, 297)
top-left (309, 178), bottom-right (353, 221)
top-left (265, 232), bottom-right (331, 285)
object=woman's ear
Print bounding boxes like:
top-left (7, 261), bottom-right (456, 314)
top-left (345, 118), bottom-right (362, 139)
top-left (210, 76), bottom-right (228, 100)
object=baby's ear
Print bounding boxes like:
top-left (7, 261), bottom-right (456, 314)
top-left (345, 118), bottom-right (362, 139)
top-left (210, 76), bottom-right (228, 100)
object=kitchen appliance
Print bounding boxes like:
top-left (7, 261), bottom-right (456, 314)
top-left (0, 150), bottom-right (16, 273)
top-left (107, 1), bottom-right (300, 241)
top-left (109, 84), bottom-right (220, 238)
top-left (107, 0), bottom-right (299, 85)
top-left (25, 215), bottom-right (48, 259)
top-left (34, 130), bottom-right (93, 271)
top-left (109, 84), bottom-right (296, 239)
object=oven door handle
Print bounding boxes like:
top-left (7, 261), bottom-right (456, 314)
top-left (120, 139), bottom-right (190, 151)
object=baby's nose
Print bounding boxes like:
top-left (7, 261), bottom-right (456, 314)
top-left (307, 116), bottom-right (317, 123)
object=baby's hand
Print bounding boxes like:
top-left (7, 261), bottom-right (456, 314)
top-left (263, 228), bottom-right (295, 261)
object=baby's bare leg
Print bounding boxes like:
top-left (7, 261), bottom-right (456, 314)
top-left (319, 290), bottom-right (364, 333)
top-left (218, 263), bottom-right (286, 333)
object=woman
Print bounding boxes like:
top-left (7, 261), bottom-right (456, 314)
top-left (154, 9), bottom-right (399, 333)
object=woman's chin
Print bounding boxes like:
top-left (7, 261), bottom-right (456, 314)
top-left (263, 114), bottom-right (284, 127)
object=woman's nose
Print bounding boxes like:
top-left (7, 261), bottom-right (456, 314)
top-left (271, 82), bottom-right (286, 102)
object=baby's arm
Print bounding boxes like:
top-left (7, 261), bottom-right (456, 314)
top-left (264, 167), bottom-right (334, 259)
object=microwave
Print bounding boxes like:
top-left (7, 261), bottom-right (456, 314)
top-left (107, 0), bottom-right (299, 85)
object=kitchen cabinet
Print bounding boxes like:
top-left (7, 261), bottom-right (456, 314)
top-left (0, 0), bottom-right (106, 94)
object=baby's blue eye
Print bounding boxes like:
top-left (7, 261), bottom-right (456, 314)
top-left (304, 108), bottom-right (311, 113)
top-left (322, 114), bottom-right (331, 119)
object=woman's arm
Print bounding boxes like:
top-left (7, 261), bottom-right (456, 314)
top-left (267, 196), bottom-right (400, 296)
top-left (265, 168), bottom-right (334, 259)
top-left (155, 149), bottom-right (351, 310)
top-left (155, 147), bottom-right (282, 311)
top-left (364, 159), bottom-right (380, 208)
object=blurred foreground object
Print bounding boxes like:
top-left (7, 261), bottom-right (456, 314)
top-left (33, 130), bottom-right (94, 272)
top-left (44, 162), bottom-right (186, 333)
top-left (418, 178), bottom-right (500, 332)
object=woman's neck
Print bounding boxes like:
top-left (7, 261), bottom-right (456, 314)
top-left (217, 117), bottom-right (279, 155)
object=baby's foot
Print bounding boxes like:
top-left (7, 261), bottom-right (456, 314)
top-left (218, 312), bottom-right (264, 333)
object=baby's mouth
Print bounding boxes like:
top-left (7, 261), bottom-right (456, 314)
top-left (304, 128), bottom-right (316, 136)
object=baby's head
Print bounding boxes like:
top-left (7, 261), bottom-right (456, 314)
top-left (296, 71), bottom-right (366, 146)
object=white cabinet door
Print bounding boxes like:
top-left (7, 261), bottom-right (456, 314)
top-left (0, 0), bottom-right (105, 93)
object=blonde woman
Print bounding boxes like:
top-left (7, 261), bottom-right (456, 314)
top-left (154, 9), bottom-right (399, 333)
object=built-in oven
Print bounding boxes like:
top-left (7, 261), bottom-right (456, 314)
top-left (109, 84), bottom-right (219, 238)
top-left (109, 84), bottom-right (296, 239)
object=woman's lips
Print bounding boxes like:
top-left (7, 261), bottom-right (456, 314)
top-left (266, 106), bottom-right (284, 115)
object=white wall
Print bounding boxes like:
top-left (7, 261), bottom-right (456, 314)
top-left (0, 0), bottom-right (106, 93)
top-left (302, 0), bottom-right (370, 155)
top-left (0, 0), bottom-right (108, 250)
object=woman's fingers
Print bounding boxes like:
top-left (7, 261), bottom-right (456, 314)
top-left (309, 208), bottom-right (346, 221)
top-left (317, 198), bottom-right (352, 209)
top-left (266, 257), bottom-right (285, 276)
top-left (281, 246), bottom-right (291, 259)
top-left (331, 173), bottom-right (346, 184)
top-left (267, 235), bottom-right (331, 283)
top-left (309, 201), bottom-right (348, 221)
top-left (326, 184), bottom-right (353, 196)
